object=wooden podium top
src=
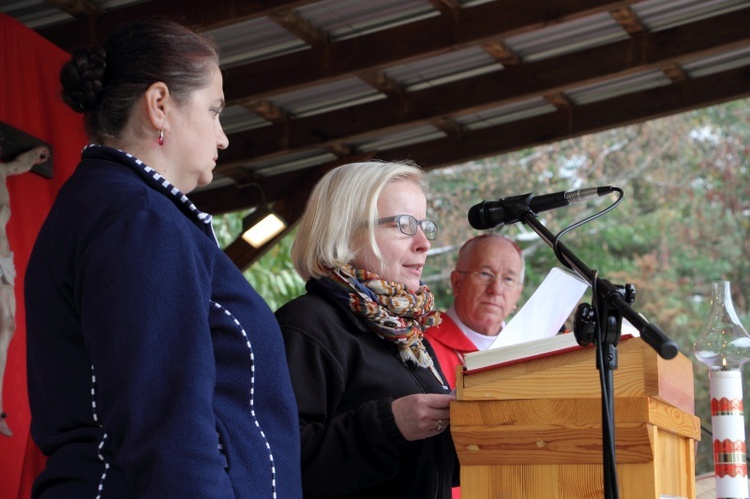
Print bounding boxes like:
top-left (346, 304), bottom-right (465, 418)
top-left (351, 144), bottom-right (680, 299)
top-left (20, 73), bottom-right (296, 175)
top-left (456, 336), bottom-right (695, 414)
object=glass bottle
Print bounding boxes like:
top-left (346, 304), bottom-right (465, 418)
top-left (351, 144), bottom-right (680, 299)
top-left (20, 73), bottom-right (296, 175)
top-left (695, 280), bottom-right (750, 371)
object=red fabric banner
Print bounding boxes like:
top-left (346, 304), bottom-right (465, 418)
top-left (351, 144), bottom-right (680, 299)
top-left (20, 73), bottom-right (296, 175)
top-left (0, 14), bottom-right (87, 498)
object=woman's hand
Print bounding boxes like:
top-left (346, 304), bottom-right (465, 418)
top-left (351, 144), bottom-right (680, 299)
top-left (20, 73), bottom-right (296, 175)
top-left (391, 393), bottom-right (455, 441)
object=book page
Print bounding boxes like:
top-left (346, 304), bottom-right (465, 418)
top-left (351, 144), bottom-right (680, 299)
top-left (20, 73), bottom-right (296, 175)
top-left (489, 267), bottom-right (589, 349)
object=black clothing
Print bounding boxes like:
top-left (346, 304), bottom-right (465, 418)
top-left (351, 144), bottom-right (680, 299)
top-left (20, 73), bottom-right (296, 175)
top-left (275, 280), bottom-right (458, 499)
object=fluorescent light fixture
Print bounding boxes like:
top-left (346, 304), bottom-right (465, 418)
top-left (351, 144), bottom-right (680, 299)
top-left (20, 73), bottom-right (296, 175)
top-left (241, 207), bottom-right (287, 248)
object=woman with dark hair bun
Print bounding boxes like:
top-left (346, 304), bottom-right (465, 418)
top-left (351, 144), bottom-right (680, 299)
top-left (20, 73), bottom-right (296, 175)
top-left (25, 19), bottom-right (302, 498)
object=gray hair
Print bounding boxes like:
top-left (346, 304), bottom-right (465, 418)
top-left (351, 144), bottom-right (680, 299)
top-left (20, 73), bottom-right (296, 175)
top-left (457, 233), bottom-right (526, 283)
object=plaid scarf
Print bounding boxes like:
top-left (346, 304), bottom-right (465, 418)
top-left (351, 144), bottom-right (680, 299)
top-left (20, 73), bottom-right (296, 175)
top-left (318, 264), bottom-right (442, 372)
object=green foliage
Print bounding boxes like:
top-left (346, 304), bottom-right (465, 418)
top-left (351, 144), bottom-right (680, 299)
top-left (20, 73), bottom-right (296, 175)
top-left (212, 212), bottom-right (305, 311)
top-left (240, 232), bottom-right (305, 312)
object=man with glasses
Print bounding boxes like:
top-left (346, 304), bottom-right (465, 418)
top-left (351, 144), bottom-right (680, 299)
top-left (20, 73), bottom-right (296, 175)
top-left (425, 234), bottom-right (525, 389)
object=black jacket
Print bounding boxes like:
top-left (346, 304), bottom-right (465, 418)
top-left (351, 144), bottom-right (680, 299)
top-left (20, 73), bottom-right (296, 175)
top-left (275, 279), bottom-right (458, 498)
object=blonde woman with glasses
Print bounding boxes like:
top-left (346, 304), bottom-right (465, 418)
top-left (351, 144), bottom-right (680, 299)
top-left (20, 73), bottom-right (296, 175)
top-left (275, 160), bottom-right (458, 499)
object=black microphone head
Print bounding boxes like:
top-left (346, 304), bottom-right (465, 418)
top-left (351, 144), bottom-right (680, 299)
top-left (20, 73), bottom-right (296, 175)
top-left (468, 201), bottom-right (504, 230)
top-left (467, 203), bottom-right (486, 230)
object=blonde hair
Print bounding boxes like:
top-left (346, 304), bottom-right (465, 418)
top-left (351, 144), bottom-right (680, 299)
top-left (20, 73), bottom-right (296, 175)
top-left (292, 160), bottom-right (424, 280)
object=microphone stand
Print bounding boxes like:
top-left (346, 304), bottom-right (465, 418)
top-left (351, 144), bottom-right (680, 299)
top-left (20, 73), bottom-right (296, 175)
top-left (498, 194), bottom-right (679, 499)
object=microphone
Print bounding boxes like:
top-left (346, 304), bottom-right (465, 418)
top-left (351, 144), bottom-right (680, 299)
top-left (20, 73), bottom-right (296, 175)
top-left (468, 186), bottom-right (615, 230)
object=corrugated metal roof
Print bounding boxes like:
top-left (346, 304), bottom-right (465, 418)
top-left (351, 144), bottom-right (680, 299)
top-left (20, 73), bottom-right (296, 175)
top-left (209, 17), bottom-right (308, 68)
top-left (682, 45), bottom-right (750, 77)
top-left (0, 0), bottom-right (146, 29)
top-left (212, 0), bottom-right (749, 137)
top-left (297, 0), bottom-right (439, 40)
top-left (565, 69), bottom-right (673, 105)
top-left (456, 98), bottom-right (557, 131)
top-left (505, 12), bottom-right (629, 63)
top-left (356, 124), bottom-right (446, 153)
top-left (3, 0), bottom-right (749, 220)
top-left (269, 77), bottom-right (384, 118)
top-left (633, 0), bottom-right (749, 30)
top-left (385, 47), bottom-right (503, 92)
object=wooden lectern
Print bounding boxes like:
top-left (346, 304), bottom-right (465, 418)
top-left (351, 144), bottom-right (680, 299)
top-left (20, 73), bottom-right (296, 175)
top-left (451, 337), bottom-right (701, 498)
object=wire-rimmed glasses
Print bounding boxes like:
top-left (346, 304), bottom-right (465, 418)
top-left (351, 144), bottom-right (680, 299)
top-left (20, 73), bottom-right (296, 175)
top-left (377, 214), bottom-right (438, 241)
top-left (456, 270), bottom-right (521, 289)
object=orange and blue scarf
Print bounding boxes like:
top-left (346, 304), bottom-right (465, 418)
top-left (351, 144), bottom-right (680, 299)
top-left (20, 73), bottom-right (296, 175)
top-left (319, 264), bottom-right (442, 376)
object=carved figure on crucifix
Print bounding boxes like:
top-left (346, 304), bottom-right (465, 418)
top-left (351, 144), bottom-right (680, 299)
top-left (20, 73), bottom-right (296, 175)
top-left (0, 144), bottom-right (49, 437)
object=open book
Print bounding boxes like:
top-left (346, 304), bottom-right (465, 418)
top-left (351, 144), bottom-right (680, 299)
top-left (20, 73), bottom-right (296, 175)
top-left (463, 328), bottom-right (640, 372)
top-left (465, 331), bottom-right (583, 372)
top-left (463, 266), bottom-right (589, 373)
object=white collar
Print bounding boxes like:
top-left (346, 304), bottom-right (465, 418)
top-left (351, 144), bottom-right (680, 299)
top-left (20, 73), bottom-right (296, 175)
top-left (445, 306), bottom-right (504, 351)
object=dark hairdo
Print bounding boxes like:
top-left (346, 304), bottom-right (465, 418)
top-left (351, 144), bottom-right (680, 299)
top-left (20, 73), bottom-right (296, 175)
top-left (60, 19), bottom-right (220, 143)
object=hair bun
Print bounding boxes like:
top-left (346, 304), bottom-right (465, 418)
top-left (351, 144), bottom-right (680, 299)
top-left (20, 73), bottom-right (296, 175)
top-left (60, 47), bottom-right (107, 113)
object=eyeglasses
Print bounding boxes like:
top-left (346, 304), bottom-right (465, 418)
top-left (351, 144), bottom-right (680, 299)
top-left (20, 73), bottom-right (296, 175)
top-left (378, 214), bottom-right (439, 241)
top-left (456, 270), bottom-right (521, 289)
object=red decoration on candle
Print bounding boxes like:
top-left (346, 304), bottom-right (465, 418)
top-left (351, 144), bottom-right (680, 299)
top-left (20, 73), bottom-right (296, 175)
top-left (712, 396), bottom-right (745, 415)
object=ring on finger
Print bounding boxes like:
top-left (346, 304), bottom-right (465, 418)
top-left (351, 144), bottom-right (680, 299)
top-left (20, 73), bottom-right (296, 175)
top-left (436, 419), bottom-right (444, 431)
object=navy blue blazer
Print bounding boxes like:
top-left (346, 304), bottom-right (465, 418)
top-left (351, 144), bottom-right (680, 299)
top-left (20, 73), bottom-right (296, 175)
top-left (25, 145), bottom-right (302, 498)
